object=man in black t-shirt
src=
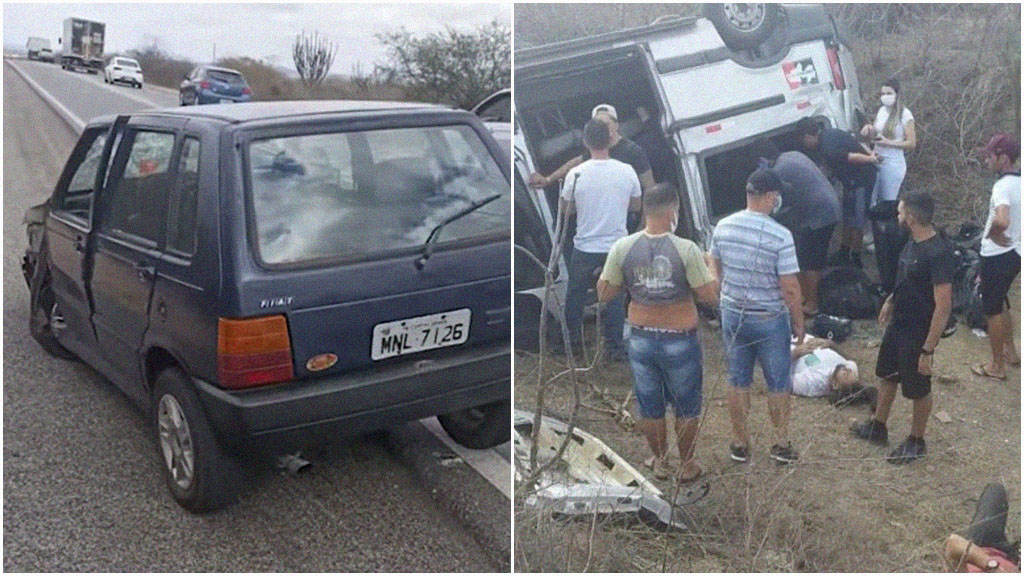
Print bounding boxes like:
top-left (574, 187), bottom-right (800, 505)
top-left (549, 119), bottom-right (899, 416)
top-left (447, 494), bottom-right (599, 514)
top-left (797, 118), bottom-right (880, 268)
top-left (530, 104), bottom-right (655, 192)
top-left (851, 191), bottom-right (953, 464)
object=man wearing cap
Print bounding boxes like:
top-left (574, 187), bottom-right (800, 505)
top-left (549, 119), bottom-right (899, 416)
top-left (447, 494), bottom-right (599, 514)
top-left (560, 118), bottom-right (643, 359)
top-left (530, 104), bottom-right (656, 193)
top-left (972, 133), bottom-right (1021, 381)
top-left (797, 117), bottom-right (880, 269)
top-left (710, 167), bottom-right (805, 465)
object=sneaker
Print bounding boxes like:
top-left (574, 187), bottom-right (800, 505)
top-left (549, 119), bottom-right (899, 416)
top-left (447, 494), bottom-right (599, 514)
top-left (851, 418), bottom-right (889, 446)
top-left (887, 436), bottom-right (926, 465)
top-left (769, 442), bottom-right (799, 464)
top-left (728, 443), bottom-right (749, 463)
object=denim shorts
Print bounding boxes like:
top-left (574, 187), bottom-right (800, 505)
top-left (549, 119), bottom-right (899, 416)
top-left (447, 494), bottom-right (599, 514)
top-left (842, 184), bottom-right (871, 230)
top-left (627, 327), bottom-right (703, 419)
top-left (720, 306), bottom-right (792, 394)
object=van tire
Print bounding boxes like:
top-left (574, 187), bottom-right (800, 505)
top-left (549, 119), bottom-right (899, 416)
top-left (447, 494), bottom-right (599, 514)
top-left (438, 399), bottom-right (510, 450)
top-left (702, 3), bottom-right (780, 51)
top-left (28, 268), bottom-right (76, 360)
top-left (153, 368), bottom-right (241, 512)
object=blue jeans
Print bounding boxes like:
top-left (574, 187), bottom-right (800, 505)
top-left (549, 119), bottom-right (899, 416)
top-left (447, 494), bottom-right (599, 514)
top-left (564, 249), bottom-right (625, 350)
top-left (720, 306), bottom-right (792, 394)
top-left (628, 328), bottom-right (703, 419)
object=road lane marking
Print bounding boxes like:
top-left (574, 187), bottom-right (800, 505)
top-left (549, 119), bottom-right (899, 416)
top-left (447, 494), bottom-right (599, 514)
top-left (6, 59), bottom-right (85, 133)
top-left (420, 417), bottom-right (511, 499)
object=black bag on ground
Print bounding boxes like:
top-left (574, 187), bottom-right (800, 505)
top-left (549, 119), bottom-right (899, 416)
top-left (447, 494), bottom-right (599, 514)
top-left (809, 314), bottom-right (853, 342)
top-left (818, 266), bottom-right (881, 320)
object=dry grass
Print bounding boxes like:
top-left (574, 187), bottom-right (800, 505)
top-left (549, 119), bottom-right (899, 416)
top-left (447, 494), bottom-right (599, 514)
top-left (514, 278), bottom-right (1020, 572)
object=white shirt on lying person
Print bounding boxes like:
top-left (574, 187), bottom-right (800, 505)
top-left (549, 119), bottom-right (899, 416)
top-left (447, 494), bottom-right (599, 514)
top-left (791, 345), bottom-right (858, 397)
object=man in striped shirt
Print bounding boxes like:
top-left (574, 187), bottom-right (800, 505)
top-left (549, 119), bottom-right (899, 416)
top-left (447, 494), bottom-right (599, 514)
top-left (710, 167), bottom-right (805, 465)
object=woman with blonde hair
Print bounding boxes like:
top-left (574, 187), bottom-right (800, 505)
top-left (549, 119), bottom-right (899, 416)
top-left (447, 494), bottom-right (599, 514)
top-left (861, 78), bottom-right (916, 294)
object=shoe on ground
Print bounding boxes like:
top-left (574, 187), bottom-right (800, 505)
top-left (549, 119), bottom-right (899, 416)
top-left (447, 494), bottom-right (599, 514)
top-left (851, 418), bottom-right (889, 446)
top-left (769, 442), bottom-right (799, 465)
top-left (887, 436), bottom-right (926, 465)
top-left (729, 443), bottom-right (749, 463)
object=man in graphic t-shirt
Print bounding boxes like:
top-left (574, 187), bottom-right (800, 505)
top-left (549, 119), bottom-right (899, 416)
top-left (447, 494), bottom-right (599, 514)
top-left (852, 191), bottom-right (953, 464)
top-left (597, 183), bottom-right (718, 483)
top-left (559, 118), bottom-right (642, 359)
top-left (973, 133), bottom-right (1021, 381)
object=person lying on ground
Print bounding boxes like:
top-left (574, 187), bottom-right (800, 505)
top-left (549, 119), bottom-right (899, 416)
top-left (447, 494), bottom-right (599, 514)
top-left (790, 337), bottom-right (877, 409)
top-left (943, 482), bottom-right (1020, 572)
top-left (597, 183), bottom-right (719, 484)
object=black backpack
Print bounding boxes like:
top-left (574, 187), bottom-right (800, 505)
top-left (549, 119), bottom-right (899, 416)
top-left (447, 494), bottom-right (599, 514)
top-left (818, 266), bottom-right (882, 320)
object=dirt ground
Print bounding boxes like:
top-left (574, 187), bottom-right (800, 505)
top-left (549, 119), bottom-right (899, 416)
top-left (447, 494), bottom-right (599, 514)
top-left (514, 276), bottom-right (1020, 572)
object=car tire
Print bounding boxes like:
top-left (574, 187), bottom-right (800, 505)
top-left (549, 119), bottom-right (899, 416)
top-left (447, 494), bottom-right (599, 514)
top-left (438, 399), bottom-right (510, 450)
top-left (702, 3), bottom-right (781, 51)
top-left (28, 267), bottom-right (77, 361)
top-left (153, 367), bottom-right (241, 513)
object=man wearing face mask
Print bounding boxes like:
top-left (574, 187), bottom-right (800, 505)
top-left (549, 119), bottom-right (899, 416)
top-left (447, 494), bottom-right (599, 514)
top-left (710, 167), bottom-right (805, 465)
top-left (598, 183), bottom-right (719, 483)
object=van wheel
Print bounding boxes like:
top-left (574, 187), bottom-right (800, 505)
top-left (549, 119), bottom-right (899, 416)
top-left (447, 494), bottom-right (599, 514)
top-left (702, 3), bottom-right (780, 51)
top-left (438, 399), bottom-right (510, 450)
top-left (154, 368), bottom-right (241, 512)
top-left (28, 271), bottom-right (76, 360)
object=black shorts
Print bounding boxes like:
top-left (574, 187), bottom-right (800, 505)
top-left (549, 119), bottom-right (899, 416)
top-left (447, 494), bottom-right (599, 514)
top-left (794, 224), bottom-right (835, 272)
top-left (980, 250), bottom-right (1021, 316)
top-left (875, 320), bottom-right (930, 400)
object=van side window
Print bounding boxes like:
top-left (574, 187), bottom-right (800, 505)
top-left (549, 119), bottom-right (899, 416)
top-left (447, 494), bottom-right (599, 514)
top-left (55, 128), bottom-right (107, 221)
top-left (167, 137), bottom-right (200, 256)
top-left (101, 130), bottom-right (176, 244)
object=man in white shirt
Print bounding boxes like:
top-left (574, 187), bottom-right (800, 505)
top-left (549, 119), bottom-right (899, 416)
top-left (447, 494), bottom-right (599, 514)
top-left (973, 133), bottom-right (1021, 381)
top-left (560, 118), bottom-right (643, 359)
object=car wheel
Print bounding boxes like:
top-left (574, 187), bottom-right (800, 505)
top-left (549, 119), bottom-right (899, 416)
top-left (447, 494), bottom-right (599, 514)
top-left (28, 270), bottom-right (77, 360)
top-left (153, 367), bottom-right (241, 512)
top-left (438, 399), bottom-right (510, 450)
top-left (702, 3), bottom-right (780, 51)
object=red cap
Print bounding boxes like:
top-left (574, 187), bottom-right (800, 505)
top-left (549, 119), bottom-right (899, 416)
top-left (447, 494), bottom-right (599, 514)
top-left (982, 133), bottom-right (1020, 161)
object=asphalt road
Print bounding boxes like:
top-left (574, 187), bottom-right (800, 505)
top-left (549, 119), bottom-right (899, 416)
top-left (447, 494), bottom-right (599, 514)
top-left (3, 59), bottom-right (508, 572)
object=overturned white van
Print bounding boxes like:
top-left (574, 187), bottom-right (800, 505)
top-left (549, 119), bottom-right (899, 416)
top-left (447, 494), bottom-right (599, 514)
top-left (514, 4), bottom-right (865, 348)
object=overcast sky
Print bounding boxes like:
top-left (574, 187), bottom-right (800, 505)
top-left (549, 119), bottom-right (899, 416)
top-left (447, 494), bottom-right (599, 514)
top-left (3, 3), bottom-right (509, 73)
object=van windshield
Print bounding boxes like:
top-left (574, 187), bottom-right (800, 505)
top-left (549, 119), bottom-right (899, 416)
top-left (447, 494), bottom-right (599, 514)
top-left (246, 124), bottom-right (509, 266)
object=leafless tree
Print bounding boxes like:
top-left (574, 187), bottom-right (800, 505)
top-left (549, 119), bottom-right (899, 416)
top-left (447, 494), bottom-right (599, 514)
top-left (292, 30), bottom-right (337, 87)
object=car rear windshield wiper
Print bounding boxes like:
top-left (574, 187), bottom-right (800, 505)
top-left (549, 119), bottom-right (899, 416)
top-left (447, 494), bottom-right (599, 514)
top-left (415, 193), bottom-right (501, 270)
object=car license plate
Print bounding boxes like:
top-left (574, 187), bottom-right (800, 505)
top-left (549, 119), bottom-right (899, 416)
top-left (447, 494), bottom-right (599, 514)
top-left (219, 98), bottom-right (233, 103)
top-left (371, 309), bottom-right (471, 360)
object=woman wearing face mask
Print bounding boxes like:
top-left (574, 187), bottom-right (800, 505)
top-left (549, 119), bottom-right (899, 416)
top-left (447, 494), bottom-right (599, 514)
top-left (861, 78), bottom-right (916, 294)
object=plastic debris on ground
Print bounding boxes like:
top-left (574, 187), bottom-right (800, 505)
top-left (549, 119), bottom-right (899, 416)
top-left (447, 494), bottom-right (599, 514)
top-left (274, 452), bottom-right (311, 475)
top-left (513, 410), bottom-right (707, 532)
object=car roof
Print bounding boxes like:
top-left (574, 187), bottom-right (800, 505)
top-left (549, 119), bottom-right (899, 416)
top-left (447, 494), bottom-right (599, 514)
top-left (88, 100), bottom-right (454, 126)
top-left (203, 65), bottom-right (243, 75)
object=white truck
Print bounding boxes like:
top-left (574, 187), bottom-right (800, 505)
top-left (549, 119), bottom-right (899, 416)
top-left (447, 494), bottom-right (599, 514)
top-left (60, 17), bottom-right (105, 73)
top-left (26, 37), bottom-right (51, 61)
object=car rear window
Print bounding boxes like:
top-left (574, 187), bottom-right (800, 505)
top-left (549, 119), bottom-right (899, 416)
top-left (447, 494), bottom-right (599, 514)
top-left (117, 59), bottom-right (138, 68)
top-left (208, 70), bottom-right (245, 85)
top-left (247, 124), bottom-right (509, 266)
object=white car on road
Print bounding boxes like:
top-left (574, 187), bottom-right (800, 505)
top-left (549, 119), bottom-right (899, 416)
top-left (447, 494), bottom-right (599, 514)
top-left (104, 57), bottom-right (143, 88)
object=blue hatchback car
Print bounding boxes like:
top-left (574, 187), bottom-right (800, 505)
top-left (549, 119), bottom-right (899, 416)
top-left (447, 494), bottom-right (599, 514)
top-left (23, 101), bottom-right (511, 512)
top-left (179, 65), bottom-right (254, 105)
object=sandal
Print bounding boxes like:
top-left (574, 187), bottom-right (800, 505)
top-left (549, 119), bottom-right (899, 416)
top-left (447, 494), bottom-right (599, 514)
top-left (643, 455), bottom-right (672, 480)
top-left (972, 363), bottom-right (1007, 381)
top-left (677, 462), bottom-right (704, 484)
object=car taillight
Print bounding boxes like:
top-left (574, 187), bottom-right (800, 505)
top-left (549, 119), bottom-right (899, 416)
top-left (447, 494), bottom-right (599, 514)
top-left (200, 81), bottom-right (211, 90)
top-left (218, 315), bottom-right (294, 389)
top-left (826, 46), bottom-right (845, 91)
top-left (242, 87), bottom-right (252, 95)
